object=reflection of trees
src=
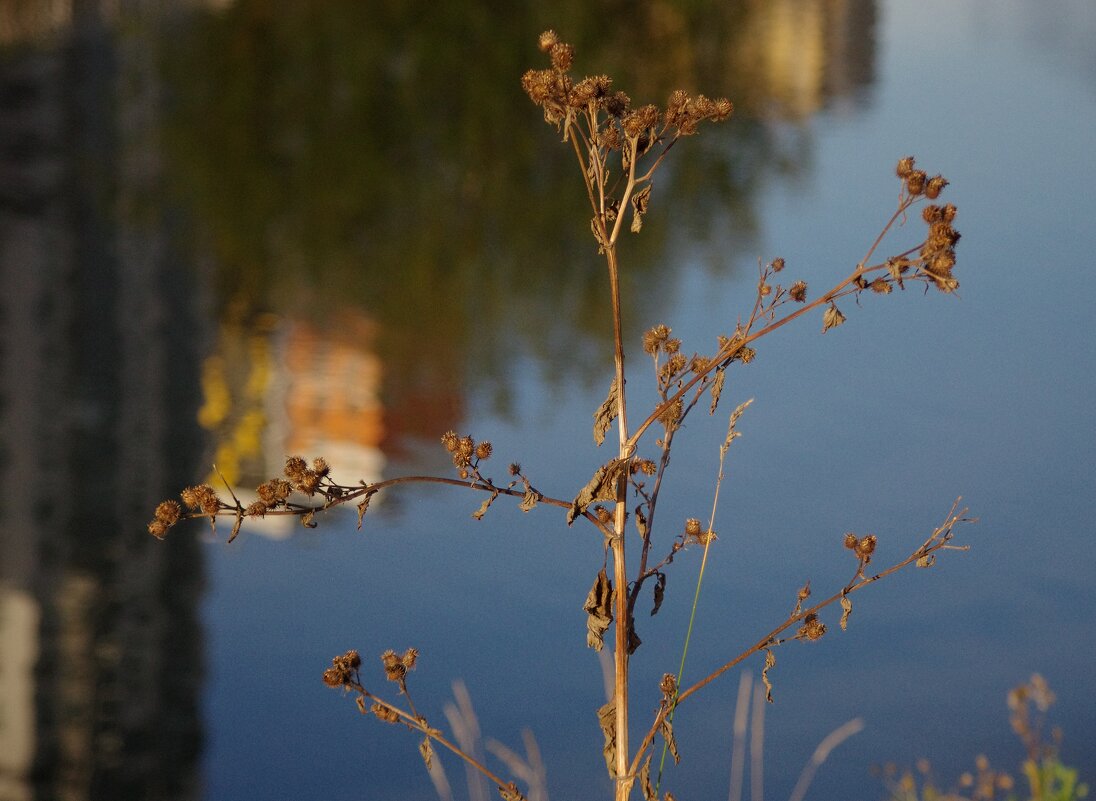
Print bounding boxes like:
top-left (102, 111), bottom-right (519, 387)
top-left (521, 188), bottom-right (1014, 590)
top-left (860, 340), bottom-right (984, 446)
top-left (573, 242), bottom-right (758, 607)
top-left (159, 0), bottom-right (874, 401)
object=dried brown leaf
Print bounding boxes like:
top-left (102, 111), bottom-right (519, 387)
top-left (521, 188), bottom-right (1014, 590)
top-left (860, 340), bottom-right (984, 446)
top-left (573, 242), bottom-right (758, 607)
top-left (660, 716), bottom-right (680, 764)
top-left (301, 509), bottom-right (317, 529)
top-left (519, 487), bottom-right (539, 512)
top-left (709, 368), bottom-right (726, 415)
top-left (594, 378), bottom-right (619, 446)
top-left (822, 304), bottom-right (847, 333)
top-left (584, 568), bottom-right (614, 651)
top-left (472, 492), bottom-right (499, 521)
top-left (419, 736), bottom-right (434, 769)
top-left (634, 504), bottom-right (649, 539)
top-left (762, 648), bottom-right (776, 703)
top-left (651, 573), bottom-right (666, 616)
top-left (630, 184), bottom-right (653, 233)
top-left (639, 752), bottom-right (656, 801)
top-left (356, 492), bottom-right (373, 530)
top-left (916, 554), bottom-right (936, 568)
top-left (568, 459), bottom-right (626, 525)
top-left (598, 699), bottom-right (617, 777)
top-left (840, 593), bottom-right (853, 631)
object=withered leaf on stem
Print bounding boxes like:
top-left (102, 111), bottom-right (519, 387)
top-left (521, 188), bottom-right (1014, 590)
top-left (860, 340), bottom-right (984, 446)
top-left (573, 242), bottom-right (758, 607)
top-left (634, 504), bottom-right (649, 539)
top-left (639, 752), bottom-right (656, 801)
top-left (584, 568), bottom-right (614, 651)
top-left (419, 737), bottom-right (434, 769)
top-left (916, 554), bottom-right (936, 568)
top-left (651, 572), bottom-right (667, 616)
top-left (568, 459), bottom-right (626, 525)
top-left (630, 184), bottom-right (652, 233)
top-left (593, 377), bottom-right (619, 446)
top-left (840, 593), bottom-right (853, 631)
top-left (709, 368), bottom-right (726, 415)
top-left (822, 304), bottom-right (847, 333)
top-left (597, 699), bottom-right (617, 777)
top-left (356, 492), bottom-right (373, 530)
top-left (472, 492), bottom-right (499, 520)
top-left (301, 509), bottom-right (317, 529)
top-left (762, 648), bottom-right (777, 703)
top-left (519, 487), bottom-right (539, 512)
top-left (660, 716), bottom-right (681, 765)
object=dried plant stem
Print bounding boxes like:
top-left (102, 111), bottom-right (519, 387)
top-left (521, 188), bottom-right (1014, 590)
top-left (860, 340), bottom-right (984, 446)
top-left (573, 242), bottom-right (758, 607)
top-left (628, 501), bottom-right (972, 778)
top-left (347, 681), bottom-right (510, 790)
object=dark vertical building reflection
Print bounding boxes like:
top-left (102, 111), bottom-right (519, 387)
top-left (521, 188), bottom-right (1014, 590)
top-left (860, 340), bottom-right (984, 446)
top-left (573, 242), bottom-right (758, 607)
top-left (0, 5), bottom-right (205, 801)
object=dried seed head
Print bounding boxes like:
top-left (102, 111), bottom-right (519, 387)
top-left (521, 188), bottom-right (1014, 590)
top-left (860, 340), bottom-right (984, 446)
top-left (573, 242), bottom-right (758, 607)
top-left (896, 156), bottom-right (916, 178)
top-left (636, 459), bottom-right (657, 476)
top-left (441, 431), bottom-right (459, 452)
top-left (181, 484), bottom-right (220, 514)
top-left (475, 441), bottom-right (493, 460)
top-left (381, 650), bottom-right (405, 682)
top-left (844, 533), bottom-right (859, 550)
top-left (246, 501), bottom-right (268, 517)
top-left (322, 667), bottom-right (347, 687)
top-left (344, 649), bottom-right (362, 669)
top-left (154, 500), bottom-right (183, 526)
top-left (594, 505), bottom-right (612, 525)
top-left (538, 30), bottom-right (559, 53)
top-left (685, 518), bottom-right (702, 538)
top-left (400, 648), bottom-right (418, 671)
top-left (312, 457), bottom-right (330, 478)
top-left (925, 175), bottom-right (948, 200)
top-left (906, 170), bottom-right (928, 196)
top-left (509, 463), bottom-right (521, 476)
top-left (643, 323), bottom-right (671, 355)
top-left (771, 257), bottom-right (785, 272)
top-left (855, 534), bottom-right (878, 561)
top-left (549, 42), bottom-right (574, 71)
top-left (660, 673), bottom-right (677, 698)
top-left (605, 90), bottom-right (631, 118)
top-left (789, 281), bottom-right (808, 303)
top-left (148, 520), bottom-right (169, 539)
top-left (798, 613), bottom-right (826, 641)
top-left (870, 277), bottom-right (893, 294)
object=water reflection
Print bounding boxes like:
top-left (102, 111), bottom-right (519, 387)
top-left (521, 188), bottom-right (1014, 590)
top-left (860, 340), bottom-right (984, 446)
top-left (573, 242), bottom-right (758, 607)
top-left (0, 1), bottom-right (878, 799)
top-left (0, 7), bottom-right (205, 800)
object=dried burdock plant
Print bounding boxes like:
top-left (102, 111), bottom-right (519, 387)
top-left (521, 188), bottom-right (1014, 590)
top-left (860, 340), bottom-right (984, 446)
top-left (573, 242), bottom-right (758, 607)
top-left (150, 31), bottom-right (974, 801)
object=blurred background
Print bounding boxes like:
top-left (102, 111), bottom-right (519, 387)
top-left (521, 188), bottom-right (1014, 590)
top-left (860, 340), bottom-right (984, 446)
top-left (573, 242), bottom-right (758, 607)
top-left (1, 1), bottom-right (1093, 800)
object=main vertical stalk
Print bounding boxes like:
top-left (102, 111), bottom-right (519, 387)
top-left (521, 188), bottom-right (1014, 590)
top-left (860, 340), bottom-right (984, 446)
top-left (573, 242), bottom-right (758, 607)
top-left (606, 246), bottom-right (634, 801)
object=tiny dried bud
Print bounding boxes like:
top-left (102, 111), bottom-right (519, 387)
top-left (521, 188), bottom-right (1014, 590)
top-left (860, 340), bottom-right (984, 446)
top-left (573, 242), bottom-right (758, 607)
top-left (509, 463), bottom-right (521, 476)
top-left (789, 281), bottom-right (808, 303)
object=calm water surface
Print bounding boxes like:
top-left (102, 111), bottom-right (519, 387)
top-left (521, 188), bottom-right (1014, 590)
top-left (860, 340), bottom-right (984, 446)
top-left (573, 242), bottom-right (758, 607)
top-left (1, 1), bottom-right (1094, 800)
